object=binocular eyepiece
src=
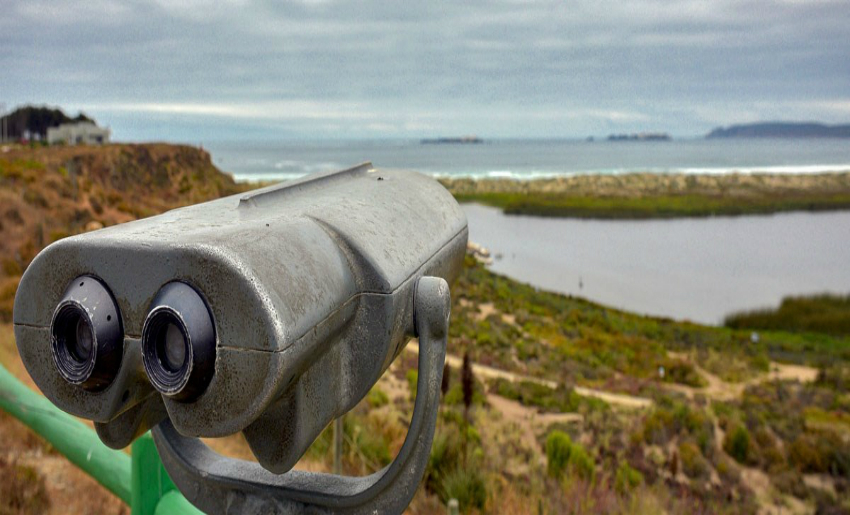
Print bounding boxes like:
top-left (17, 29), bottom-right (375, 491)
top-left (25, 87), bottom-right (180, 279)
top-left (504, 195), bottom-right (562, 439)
top-left (50, 276), bottom-right (123, 391)
top-left (51, 278), bottom-right (216, 401)
top-left (141, 282), bottom-right (216, 401)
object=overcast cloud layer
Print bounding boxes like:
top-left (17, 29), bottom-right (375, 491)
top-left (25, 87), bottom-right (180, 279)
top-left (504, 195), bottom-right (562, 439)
top-left (2, 0), bottom-right (849, 140)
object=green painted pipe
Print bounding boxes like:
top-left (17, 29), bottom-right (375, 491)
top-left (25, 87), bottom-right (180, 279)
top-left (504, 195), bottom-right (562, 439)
top-left (154, 491), bottom-right (203, 515)
top-left (0, 363), bottom-right (202, 514)
top-left (131, 431), bottom-right (202, 515)
top-left (0, 363), bottom-right (133, 503)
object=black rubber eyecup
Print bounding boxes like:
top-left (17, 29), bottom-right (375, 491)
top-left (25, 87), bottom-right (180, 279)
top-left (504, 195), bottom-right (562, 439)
top-left (50, 276), bottom-right (123, 391)
top-left (142, 282), bottom-right (215, 402)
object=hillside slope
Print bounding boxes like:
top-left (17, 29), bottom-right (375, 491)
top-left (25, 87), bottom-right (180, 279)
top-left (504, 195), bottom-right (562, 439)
top-left (0, 143), bottom-right (249, 320)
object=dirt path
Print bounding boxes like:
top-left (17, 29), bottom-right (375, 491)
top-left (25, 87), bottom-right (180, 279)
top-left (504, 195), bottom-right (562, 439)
top-left (405, 341), bottom-right (653, 409)
top-left (667, 351), bottom-right (820, 401)
top-left (485, 393), bottom-right (582, 445)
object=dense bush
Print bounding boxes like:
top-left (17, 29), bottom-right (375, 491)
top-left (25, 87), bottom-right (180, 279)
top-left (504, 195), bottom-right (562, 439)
top-left (614, 461), bottom-right (644, 493)
top-left (724, 425), bottom-right (754, 465)
top-left (678, 441), bottom-right (710, 479)
top-left (725, 293), bottom-right (850, 337)
top-left (661, 359), bottom-right (707, 387)
top-left (568, 444), bottom-right (595, 482)
top-left (441, 467), bottom-right (488, 512)
top-left (546, 430), bottom-right (574, 479)
top-left (787, 433), bottom-right (850, 475)
top-left (545, 430), bottom-right (595, 481)
top-left (427, 427), bottom-right (464, 498)
top-left (642, 399), bottom-right (714, 453)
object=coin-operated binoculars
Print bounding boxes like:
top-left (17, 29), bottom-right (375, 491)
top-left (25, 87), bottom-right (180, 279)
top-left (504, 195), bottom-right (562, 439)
top-left (14, 163), bottom-right (468, 514)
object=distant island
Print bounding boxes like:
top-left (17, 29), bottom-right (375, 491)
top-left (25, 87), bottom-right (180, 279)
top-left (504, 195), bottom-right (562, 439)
top-left (707, 122), bottom-right (850, 139)
top-left (607, 132), bottom-right (671, 141)
top-left (421, 136), bottom-right (483, 144)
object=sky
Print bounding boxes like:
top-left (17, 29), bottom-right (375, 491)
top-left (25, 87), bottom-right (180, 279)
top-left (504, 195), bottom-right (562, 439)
top-left (2, 0), bottom-right (849, 141)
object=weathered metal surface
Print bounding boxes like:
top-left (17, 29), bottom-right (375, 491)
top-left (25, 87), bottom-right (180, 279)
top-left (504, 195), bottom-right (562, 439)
top-left (154, 276), bottom-right (450, 514)
top-left (14, 163), bottom-right (467, 478)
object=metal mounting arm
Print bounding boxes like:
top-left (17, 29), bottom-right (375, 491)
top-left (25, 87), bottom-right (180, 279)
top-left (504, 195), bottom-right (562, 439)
top-left (152, 276), bottom-right (450, 514)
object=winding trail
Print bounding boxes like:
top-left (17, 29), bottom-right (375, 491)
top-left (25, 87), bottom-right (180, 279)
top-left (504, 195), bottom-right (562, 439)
top-left (666, 351), bottom-right (819, 401)
top-left (405, 341), bottom-right (653, 409)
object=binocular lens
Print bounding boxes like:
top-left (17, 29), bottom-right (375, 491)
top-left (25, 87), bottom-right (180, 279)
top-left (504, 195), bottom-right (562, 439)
top-left (160, 323), bottom-right (187, 372)
top-left (50, 276), bottom-right (123, 391)
top-left (72, 316), bottom-right (94, 361)
top-left (142, 282), bottom-right (215, 402)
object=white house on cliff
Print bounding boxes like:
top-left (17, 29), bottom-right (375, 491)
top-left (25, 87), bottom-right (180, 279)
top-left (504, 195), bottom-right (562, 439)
top-left (47, 122), bottom-right (110, 145)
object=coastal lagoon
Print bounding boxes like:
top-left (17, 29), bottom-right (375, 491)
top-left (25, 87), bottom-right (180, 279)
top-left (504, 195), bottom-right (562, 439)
top-left (464, 204), bottom-right (850, 325)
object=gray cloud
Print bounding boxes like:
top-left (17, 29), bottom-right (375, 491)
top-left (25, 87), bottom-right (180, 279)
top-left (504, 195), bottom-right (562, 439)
top-left (2, 0), bottom-right (848, 140)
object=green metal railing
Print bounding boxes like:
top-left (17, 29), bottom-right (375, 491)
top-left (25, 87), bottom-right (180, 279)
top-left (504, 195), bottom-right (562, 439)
top-left (0, 363), bottom-right (201, 515)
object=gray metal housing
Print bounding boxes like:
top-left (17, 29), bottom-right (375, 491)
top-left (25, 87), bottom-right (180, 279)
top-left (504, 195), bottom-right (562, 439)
top-left (14, 163), bottom-right (468, 473)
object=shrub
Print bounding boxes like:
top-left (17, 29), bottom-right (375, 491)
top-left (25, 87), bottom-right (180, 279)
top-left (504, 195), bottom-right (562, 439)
top-left (679, 441), bottom-right (710, 479)
top-left (714, 454), bottom-right (741, 482)
top-left (444, 381), bottom-right (487, 407)
top-left (642, 400), bottom-right (713, 450)
top-left (662, 359), bottom-right (707, 388)
top-left (568, 444), bottom-right (595, 482)
top-left (615, 461), bottom-right (644, 493)
top-left (406, 370), bottom-right (418, 401)
top-left (546, 430), bottom-right (573, 479)
top-left (753, 426), bottom-right (785, 471)
top-left (724, 425), bottom-right (753, 465)
top-left (725, 293), bottom-right (850, 337)
top-left (441, 467), bottom-right (488, 512)
top-left (367, 386), bottom-right (389, 408)
top-left (817, 365), bottom-right (850, 392)
top-left (788, 434), bottom-right (827, 473)
top-left (0, 457), bottom-right (50, 514)
top-left (427, 428), bottom-right (463, 497)
top-left (771, 469), bottom-right (810, 499)
top-left (545, 430), bottom-right (595, 482)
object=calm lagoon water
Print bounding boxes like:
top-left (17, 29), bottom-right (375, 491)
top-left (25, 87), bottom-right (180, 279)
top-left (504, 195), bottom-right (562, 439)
top-left (463, 204), bottom-right (850, 325)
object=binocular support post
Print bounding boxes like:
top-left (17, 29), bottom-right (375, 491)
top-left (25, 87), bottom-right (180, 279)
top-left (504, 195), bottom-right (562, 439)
top-left (153, 276), bottom-right (451, 514)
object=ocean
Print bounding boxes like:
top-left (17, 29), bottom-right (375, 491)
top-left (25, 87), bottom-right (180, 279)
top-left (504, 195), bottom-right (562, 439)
top-left (204, 138), bottom-right (850, 182)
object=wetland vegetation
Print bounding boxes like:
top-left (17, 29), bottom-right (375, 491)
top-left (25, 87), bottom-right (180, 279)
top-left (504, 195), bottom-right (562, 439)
top-left (441, 172), bottom-right (850, 219)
